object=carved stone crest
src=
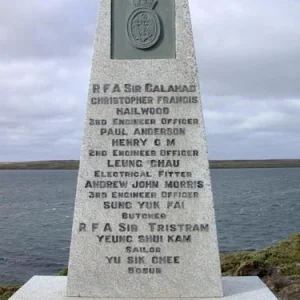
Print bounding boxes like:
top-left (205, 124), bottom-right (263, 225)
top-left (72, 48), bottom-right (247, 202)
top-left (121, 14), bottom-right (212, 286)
top-left (127, 0), bottom-right (161, 49)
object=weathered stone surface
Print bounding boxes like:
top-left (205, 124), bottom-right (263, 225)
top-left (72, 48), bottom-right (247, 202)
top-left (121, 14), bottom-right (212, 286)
top-left (8, 276), bottom-right (278, 300)
top-left (67, 0), bottom-right (223, 298)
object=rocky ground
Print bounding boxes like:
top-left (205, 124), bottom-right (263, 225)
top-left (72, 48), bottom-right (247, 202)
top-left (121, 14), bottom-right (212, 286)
top-left (221, 233), bottom-right (300, 299)
top-left (1, 234), bottom-right (299, 300)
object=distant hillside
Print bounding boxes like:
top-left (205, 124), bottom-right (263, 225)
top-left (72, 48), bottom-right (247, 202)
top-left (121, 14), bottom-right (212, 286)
top-left (0, 160), bottom-right (79, 170)
top-left (0, 159), bottom-right (300, 170)
top-left (210, 159), bottom-right (300, 169)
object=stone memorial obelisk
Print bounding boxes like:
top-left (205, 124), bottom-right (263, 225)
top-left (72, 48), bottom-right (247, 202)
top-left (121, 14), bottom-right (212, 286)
top-left (9, 1), bottom-right (278, 299)
top-left (67, 0), bottom-right (223, 297)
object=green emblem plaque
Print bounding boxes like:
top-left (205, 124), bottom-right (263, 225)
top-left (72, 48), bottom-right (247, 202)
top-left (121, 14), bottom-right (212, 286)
top-left (112, 0), bottom-right (175, 59)
top-left (127, 0), bottom-right (161, 50)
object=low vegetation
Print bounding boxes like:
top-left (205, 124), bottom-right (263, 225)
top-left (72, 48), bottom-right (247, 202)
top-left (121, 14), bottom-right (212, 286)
top-left (221, 233), bottom-right (300, 299)
top-left (0, 286), bottom-right (21, 300)
top-left (221, 233), bottom-right (300, 276)
top-left (2, 234), bottom-right (299, 300)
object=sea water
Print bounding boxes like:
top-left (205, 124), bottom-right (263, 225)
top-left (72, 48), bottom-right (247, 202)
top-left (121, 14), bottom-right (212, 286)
top-left (0, 168), bottom-right (299, 284)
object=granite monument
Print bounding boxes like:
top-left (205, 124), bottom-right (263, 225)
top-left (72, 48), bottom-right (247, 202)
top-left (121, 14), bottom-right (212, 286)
top-left (9, 1), bottom-right (278, 299)
top-left (67, 0), bottom-right (223, 297)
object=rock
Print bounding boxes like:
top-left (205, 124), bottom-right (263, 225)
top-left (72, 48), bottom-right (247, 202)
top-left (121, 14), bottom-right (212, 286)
top-left (263, 270), bottom-right (291, 293)
top-left (235, 260), bottom-right (270, 277)
top-left (278, 283), bottom-right (300, 300)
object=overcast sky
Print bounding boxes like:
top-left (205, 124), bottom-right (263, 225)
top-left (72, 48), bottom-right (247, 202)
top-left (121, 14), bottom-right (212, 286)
top-left (0, 0), bottom-right (299, 162)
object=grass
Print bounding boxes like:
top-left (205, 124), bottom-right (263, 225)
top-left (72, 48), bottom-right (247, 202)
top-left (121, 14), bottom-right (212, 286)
top-left (0, 286), bottom-right (21, 300)
top-left (221, 233), bottom-right (300, 276)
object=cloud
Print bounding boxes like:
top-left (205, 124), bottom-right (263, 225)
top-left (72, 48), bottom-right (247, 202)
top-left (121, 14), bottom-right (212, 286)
top-left (192, 0), bottom-right (300, 99)
top-left (0, 0), bottom-right (299, 161)
top-left (0, 0), bottom-right (97, 60)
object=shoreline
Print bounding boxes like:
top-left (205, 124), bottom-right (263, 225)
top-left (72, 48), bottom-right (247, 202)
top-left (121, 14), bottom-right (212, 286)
top-left (1, 159), bottom-right (300, 170)
top-left (1, 233), bottom-right (299, 300)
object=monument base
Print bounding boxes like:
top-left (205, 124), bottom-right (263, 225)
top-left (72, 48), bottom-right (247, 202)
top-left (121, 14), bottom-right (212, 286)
top-left (9, 276), bottom-right (277, 300)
